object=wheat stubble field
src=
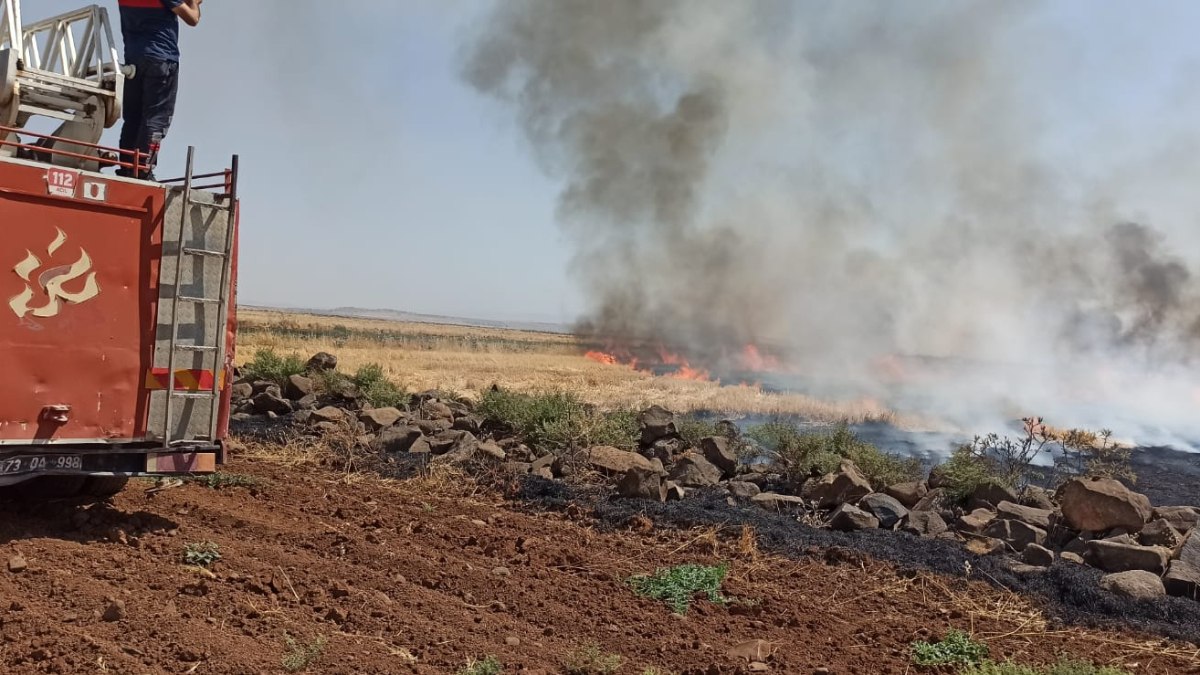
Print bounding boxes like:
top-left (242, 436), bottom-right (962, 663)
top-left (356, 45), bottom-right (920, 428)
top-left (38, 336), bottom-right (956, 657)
top-left (235, 308), bottom-right (895, 423)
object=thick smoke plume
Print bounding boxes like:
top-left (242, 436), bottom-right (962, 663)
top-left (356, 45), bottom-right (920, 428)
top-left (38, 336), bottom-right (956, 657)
top-left (465, 0), bottom-right (1200, 447)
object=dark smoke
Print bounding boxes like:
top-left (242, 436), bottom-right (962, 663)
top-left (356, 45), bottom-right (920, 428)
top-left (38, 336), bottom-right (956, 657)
top-left (465, 0), bottom-right (1200, 447)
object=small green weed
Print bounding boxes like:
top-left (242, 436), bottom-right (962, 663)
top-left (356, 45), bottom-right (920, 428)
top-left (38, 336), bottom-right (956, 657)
top-left (352, 363), bottom-right (407, 408)
top-left (563, 643), bottom-right (623, 675)
top-left (937, 445), bottom-right (1009, 503)
top-left (961, 656), bottom-right (1131, 675)
top-left (910, 630), bottom-right (989, 667)
top-left (459, 655), bottom-right (503, 675)
top-left (182, 542), bottom-right (221, 567)
top-left (628, 563), bottom-right (728, 614)
top-left (189, 472), bottom-right (259, 490)
top-left (244, 348), bottom-right (307, 387)
top-left (282, 633), bottom-right (326, 672)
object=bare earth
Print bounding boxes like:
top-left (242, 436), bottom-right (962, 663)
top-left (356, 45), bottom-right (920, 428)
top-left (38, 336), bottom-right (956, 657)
top-left (1, 457), bottom-right (1196, 675)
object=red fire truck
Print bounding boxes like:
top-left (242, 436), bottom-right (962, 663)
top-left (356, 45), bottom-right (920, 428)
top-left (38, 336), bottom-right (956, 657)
top-left (0, 2), bottom-right (236, 498)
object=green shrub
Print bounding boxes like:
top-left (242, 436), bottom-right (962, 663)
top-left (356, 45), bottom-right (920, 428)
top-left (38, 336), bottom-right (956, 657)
top-left (910, 630), bottom-right (989, 667)
top-left (628, 563), bottom-right (728, 614)
top-left (243, 348), bottom-right (306, 387)
top-left (352, 363), bottom-right (407, 408)
top-left (747, 421), bottom-right (920, 489)
top-left (475, 389), bottom-right (637, 452)
top-left (459, 656), bottom-right (503, 675)
top-left (563, 644), bottom-right (623, 675)
top-left (938, 445), bottom-right (1008, 503)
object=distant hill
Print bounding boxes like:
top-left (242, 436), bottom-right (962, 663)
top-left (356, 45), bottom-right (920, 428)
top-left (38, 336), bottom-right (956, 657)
top-left (239, 304), bottom-right (572, 335)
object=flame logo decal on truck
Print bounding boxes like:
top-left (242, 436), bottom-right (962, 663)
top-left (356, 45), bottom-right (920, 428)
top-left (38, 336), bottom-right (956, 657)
top-left (8, 228), bottom-right (100, 318)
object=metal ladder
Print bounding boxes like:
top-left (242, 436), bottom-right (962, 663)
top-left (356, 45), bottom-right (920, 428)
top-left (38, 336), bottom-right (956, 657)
top-left (161, 146), bottom-right (239, 447)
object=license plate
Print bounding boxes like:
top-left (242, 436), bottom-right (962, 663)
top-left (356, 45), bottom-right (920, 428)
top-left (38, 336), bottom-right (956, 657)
top-left (0, 455), bottom-right (83, 475)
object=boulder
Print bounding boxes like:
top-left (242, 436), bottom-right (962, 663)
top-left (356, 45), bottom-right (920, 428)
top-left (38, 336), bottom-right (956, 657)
top-left (294, 393), bottom-right (319, 411)
top-left (668, 453), bottom-right (724, 488)
top-left (751, 493), bottom-right (806, 512)
top-left (430, 431), bottom-right (478, 466)
top-left (285, 374), bottom-right (315, 400)
top-left (1020, 486), bottom-right (1056, 511)
top-left (310, 406), bottom-right (346, 425)
top-left (859, 493), bottom-right (908, 529)
top-left (727, 481), bottom-right (761, 500)
top-left (965, 537), bottom-right (1006, 556)
top-left (984, 519), bottom-right (1047, 552)
top-left (1139, 520), bottom-right (1183, 549)
top-left (829, 504), bottom-right (879, 531)
top-left (617, 468), bottom-right (666, 502)
top-left (414, 418), bottom-right (453, 435)
top-left (801, 460), bottom-right (872, 509)
top-left (911, 488), bottom-right (947, 513)
top-left (1022, 544), bottom-right (1056, 567)
top-left (637, 405), bottom-right (677, 445)
top-left (700, 436), bottom-right (738, 477)
top-left (1085, 540), bottom-right (1171, 574)
top-left (429, 430), bottom-right (476, 455)
top-left (252, 381), bottom-right (281, 397)
top-left (530, 454), bottom-right (556, 479)
top-left (996, 501), bottom-right (1053, 530)
top-left (665, 482), bottom-right (687, 501)
top-left (956, 508), bottom-right (997, 535)
top-left (452, 415), bottom-right (484, 434)
top-left (588, 446), bottom-right (661, 477)
top-left (1100, 570), bottom-right (1166, 601)
top-left (1164, 560), bottom-right (1200, 601)
top-left (970, 482), bottom-right (1019, 510)
top-left (901, 511), bottom-right (948, 538)
top-left (1180, 531), bottom-right (1200, 567)
top-left (252, 392), bottom-right (292, 416)
top-left (1061, 551), bottom-right (1086, 565)
top-left (231, 381), bottom-right (253, 401)
top-left (645, 437), bottom-right (687, 464)
top-left (408, 437), bottom-right (432, 455)
top-left (478, 440), bottom-right (507, 461)
top-left (305, 352), bottom-right (338, 372)
top-left (373, 426), bottom-right (424, 454)
top-left (885, 481), bottom-right (928, 508)
top-left (359, 407), bottom-right (405, 431)
top-left (1152, 506), bottom-right (1199, 534)
top-left (420, 401), bottom-right (454, 421)
top-left (1058, 477), bottom-right (1152, 533)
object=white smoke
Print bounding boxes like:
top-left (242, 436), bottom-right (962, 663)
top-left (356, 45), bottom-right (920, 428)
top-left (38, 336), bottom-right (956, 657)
top-left (465, 0), bottom-right (1200, 448)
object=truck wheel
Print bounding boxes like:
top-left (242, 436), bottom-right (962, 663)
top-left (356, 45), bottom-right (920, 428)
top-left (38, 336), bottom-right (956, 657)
top-left (8, 476), bottom-right (87, 500)
top-left (82, 476), bottom-right (129, 499)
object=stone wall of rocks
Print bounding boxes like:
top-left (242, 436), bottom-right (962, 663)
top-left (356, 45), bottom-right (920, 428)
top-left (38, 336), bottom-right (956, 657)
top-left (230, 356), bottom-right (1198, 606)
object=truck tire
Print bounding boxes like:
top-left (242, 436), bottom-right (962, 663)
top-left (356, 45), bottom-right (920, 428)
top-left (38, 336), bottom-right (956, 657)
top-left (7, 475), bottom-right (87, 500)
top-left (82, 476), bottom-right (129, 499)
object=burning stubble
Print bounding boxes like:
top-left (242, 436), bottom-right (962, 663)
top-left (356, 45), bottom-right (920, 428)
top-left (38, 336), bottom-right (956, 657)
top-left (464, 0), bottom-right (1200, 448)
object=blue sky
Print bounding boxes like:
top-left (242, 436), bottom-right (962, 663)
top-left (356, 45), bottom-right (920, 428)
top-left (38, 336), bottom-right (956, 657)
top-left (37, 0), bottom-right (576, 323)
top-left (30, 1), bottom-right (1200, 325)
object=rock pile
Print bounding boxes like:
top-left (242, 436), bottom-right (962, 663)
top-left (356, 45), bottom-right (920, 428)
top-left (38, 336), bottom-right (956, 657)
top-left (229, 361), bottom-right (1199, 605)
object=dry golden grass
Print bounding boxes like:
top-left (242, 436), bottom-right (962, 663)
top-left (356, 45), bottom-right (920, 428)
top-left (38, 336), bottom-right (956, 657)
top-left (236, 308), bottom-right (896, 422)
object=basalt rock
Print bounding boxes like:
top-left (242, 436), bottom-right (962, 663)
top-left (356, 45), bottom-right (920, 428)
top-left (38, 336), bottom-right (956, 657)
top-left (669, 453), bottom-right (723, 488)
top-left (859, 493), bottom-right (908, 529)
top-left (885, 481), bottom-right (928, 508)
top-left (700, 436), bottom-right (738, 478)
top-left (1085, 540), bottom-right (1171, 575)
top-left (617, 468), bottom-right (667, 502)
top-left (996, 501), bottom-right (1053, 530)
top-left (1058, 477), bottom-right (1152, 533)
top-left (637, 405), bottom-right (677, 446)
top-left (1101, 570), bottom-right (1166, 601)
top-left (829, 504), bottom-right (879, 532)
top-left (802, 460), bottom-right (872, 509)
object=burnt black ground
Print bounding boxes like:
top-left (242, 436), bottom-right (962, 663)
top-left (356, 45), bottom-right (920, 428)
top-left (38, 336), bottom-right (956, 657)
top-left (512, 477), bottom-right (1200, 646)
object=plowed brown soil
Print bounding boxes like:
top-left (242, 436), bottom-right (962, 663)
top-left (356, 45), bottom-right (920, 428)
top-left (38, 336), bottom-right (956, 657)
top-left (0, 458), bottom-right (1195, 675)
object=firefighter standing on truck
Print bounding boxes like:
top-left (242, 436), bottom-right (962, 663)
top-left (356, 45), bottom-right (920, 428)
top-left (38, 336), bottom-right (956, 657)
top-left (116, 0), bottom-right (202, 181)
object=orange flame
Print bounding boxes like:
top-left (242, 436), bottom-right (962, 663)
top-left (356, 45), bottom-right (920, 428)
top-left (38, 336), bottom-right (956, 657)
top-left (739, 344), bottom-right (779, 372)
top-left (585, 350), bottom-right (618, 365)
